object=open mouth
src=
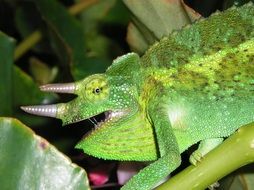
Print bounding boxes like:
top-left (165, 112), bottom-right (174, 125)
top-left (90, 110), bottom-right (127, 128)
top-left (87, 110), bottom-right (113, 129)
top-left (74, 110), bottom-right (126, 135)
top-left (20, 104), bottom-right (127, 135)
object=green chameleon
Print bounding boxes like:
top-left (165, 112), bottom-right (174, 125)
top-left (21, 3), bottom-right (254, 190)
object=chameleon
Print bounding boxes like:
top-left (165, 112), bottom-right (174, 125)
top-left (21, 3), bottom-right (254, 190)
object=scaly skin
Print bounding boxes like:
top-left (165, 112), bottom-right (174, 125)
top-left (21, 3), bottom-right (254, 190)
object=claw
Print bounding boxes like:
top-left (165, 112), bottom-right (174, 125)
top-left (40, 83), bottom-right (75, 94)
top-left (21, 105), bottom-right (58, 118)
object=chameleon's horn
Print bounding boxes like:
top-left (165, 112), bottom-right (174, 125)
top-left (20, 105), bottom-right (58, 118)
top-left (40, 83), bottom-right (75, 94)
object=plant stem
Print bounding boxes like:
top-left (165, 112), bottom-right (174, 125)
top-left (14, 0), bottom-right (98, 61)
top-left (68, 0), bottom-right (97, 15)
top-left (156, 123), bottom-right (254, 190)
top-left (14, 31), bottom-right (42, 61)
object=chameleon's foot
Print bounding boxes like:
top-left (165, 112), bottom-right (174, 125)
top-left (190, 138), bottom-right (224, 166)
top-left (208, 181), bottom-right (220, 190)
top-left (189, 150), bottom-right (203, 166)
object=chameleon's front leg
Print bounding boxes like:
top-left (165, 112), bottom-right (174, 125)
top-left (121, 98), bottom-right (181, 190)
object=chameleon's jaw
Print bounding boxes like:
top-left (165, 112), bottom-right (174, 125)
top-left (75, 106), bottom-right (158, 161)
top-left (81, 109), bottom-right (127, 138)
top-left (92, 110), bottom-right (124, 128)
top-left (21, 104), bottom-right (127, 133)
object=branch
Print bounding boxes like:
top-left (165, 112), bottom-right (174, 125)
top-left (156, 123), bottom-right (254, 190)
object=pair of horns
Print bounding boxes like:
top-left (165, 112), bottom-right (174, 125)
top-left (21, 82), bottom-right (75, 118)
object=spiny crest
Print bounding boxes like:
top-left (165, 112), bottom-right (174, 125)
top-left (106, 53), bottom-right (141, 78)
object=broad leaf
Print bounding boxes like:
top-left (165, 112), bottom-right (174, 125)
top-left (12, 66), bottom-right (57, 126)
top-left (123, 0), bottom-right (201, 54)
top-left (0, 30), bottom-right (56, 126)
top-left (15, 2), bottom-right (51, 53)
top-left (0, 32), bottom-right (15, 115)
top-left (0, 117), bottom-right (90, 190)
top-left (33, 0), bottom-right (106, 80)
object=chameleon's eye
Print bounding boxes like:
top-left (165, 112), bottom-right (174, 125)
top-left (85, 77), bottom-right (109, 101)
top-left (93, 87), bottom-right (102, 94)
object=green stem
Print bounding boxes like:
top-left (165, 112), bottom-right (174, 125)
top-left (156, 123), bottom-right (254, 190)
top-left (68, 0), bottom-right (98, 15)
top-left (14, 0), bottom-right (98, 61)
top-left (14, 31), bottom-right (41, 61)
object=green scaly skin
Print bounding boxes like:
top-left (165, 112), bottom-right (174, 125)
top-left (22, 3), bottom-right (254, 190)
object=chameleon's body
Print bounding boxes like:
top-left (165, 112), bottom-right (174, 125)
top-left (22, 4), bottom-right (254, 190)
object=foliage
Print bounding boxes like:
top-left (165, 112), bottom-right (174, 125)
top-left (0, 0), bottom-right (253, 189)
top-left (0, 117), bottom-right (89, 190)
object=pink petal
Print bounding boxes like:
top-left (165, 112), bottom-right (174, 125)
top-left (88, 164), bottom-right (114, 185)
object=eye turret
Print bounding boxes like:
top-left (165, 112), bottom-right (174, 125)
top-left (84, 76), bottom-right (109, 101)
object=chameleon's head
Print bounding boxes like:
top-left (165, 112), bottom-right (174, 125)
top-left (21, 53), bottom-right (157, 161)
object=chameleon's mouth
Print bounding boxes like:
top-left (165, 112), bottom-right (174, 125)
top-left (20, 104), bottom-right (127, 132)
top-left (87, 110), bottom-right (114, 129)
top-left (79, 110), bottom-right (126, 138)
top-left (90, 110), bottom-right (126, 127)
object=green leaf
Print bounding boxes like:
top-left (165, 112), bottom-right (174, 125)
top-left (15, 3), bottom-right (40, 38)
top-left (0, 117), bottom-right (90, 190)
top-left (12, 66), bottom-right (57, 126)
top-left (15, 2), bottom-right (51, 53)
top-left (123, 0), bottom-right (201, 54)
top-left (33, 0), bottom-right (105, 80)
top-left (0, 32), bottom-right (15, 115)
top-left (0, 30), bottom-right (56, 126)
top-left (79, 0), bottom-right (117, 33)
top-left (78, 0), bottom-right (125, 75)
top-left (29, 57), bottom-right (58, 85)
top-left (102, 0), bottom-right (130, 25)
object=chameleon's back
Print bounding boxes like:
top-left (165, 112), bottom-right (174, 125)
top-left (141, 3), bottom-right (254, 70)
top-left (140, 3), bottom-right (254, 152)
